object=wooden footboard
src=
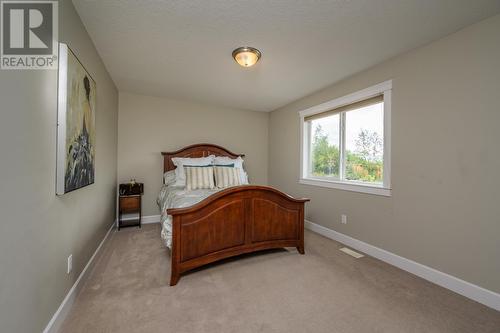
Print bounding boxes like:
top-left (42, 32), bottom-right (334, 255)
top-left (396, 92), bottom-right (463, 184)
top-left (167, 185), bottom-right (309, 285)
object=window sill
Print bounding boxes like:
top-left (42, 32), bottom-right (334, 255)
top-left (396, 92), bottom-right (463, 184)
top-left (299, 178), bottom-right (391, 196)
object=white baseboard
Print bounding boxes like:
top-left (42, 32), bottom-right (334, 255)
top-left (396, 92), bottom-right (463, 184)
top-left (118, 214), bottom-right (160, 225)
top-left (43, 221), bottom-right (115, 333)
top-left (142, 215), bottom-right (160, 224)
top-left (305, 220), bottom-right (500, 312)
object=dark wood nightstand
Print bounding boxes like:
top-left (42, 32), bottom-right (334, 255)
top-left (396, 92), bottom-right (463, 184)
top-left (118, 182), bottom-right (143, 230)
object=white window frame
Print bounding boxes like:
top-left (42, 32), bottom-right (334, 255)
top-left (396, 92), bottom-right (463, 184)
top-left (299, 80), bottom-right (392, 196)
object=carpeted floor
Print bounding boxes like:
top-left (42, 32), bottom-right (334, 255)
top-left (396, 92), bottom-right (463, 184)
top-left (60, 224), bottom-right (500, 333)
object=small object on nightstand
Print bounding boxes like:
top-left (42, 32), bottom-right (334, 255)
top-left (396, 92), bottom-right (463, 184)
top-left (118, 182), bottom-right (144, 230)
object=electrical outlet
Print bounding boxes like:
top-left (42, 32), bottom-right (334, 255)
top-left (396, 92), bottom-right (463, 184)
top-left (341, 214), bottom-right (347, 224)
top-left (67, 254), bottom-right (72, 274)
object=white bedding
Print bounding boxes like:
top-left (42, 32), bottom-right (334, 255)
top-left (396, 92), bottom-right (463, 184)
top-left (157, 185), bottom-right (222, 248)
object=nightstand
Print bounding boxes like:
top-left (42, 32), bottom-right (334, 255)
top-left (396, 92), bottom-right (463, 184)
top-left (118, 182), bottom-right (144, 230)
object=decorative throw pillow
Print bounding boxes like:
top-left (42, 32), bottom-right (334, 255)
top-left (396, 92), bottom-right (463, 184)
top-left (184, 166), bottom-right (215, 191)
top-left (213, 156), bottom-right (249, 184)
top-left (214, 166), bottom-right (241, 188)
top-left (172, 155), bottom-right (215, 186)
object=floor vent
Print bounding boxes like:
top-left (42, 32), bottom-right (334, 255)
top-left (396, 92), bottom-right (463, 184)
top-left (340, 247), bottom-right (365, 258)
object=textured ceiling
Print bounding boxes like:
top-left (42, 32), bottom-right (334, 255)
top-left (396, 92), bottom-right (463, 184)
top-left (73, 0), bottom-right (500, 112)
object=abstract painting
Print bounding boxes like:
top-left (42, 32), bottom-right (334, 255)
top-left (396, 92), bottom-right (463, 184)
top-left (56, 43), bottom-right (96, 195)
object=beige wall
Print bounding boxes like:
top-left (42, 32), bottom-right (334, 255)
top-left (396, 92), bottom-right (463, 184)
top-left (118, 92), bottom-right (269, 216)
top-left (269, 14), bottom-right (500, 293)
top-left (0, 1), bottom-right (118, 332)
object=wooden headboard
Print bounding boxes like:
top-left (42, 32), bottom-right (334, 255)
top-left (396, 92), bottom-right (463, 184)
top-left (161, 143), bottom-right (245, 173)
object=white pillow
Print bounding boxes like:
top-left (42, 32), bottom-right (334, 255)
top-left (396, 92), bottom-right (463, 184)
top-left (163, 170), bottom-right (176, 186)
top-left (213, 156), bottom-right (248, 184)
top-left (172, 155), bottom-right (215, 187)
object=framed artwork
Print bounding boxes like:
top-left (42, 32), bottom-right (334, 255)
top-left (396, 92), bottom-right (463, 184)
top-left (56, 43), bottom-right (96, 195)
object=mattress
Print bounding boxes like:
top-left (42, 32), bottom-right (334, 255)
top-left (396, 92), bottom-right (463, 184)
top-left (157, 185), bottom-right (221, 248)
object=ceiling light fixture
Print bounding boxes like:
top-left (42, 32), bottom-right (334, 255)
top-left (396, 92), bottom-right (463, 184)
top-left (232, 46), bottom-right (261, 67)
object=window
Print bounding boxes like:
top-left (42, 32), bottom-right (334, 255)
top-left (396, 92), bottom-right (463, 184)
top-left (299, 81), bottom-right (391, 196)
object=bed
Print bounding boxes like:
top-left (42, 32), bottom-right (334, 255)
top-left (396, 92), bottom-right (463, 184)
top-left (159, 143), bottom-right (309, 285)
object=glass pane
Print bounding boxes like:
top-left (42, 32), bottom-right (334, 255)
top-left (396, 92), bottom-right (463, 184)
top-left (310, 114), bottom-right (340, 178)
top-left (345, 102), bottom-right (384, 183)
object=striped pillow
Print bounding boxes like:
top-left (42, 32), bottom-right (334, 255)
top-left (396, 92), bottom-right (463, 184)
top-left (184, 166), bottom-right (215, 191)
top-left (214, 166), bottom-right (241, 188)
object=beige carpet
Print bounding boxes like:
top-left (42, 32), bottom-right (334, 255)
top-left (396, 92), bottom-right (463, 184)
top-left (60, 224), bottom-right (500, 333)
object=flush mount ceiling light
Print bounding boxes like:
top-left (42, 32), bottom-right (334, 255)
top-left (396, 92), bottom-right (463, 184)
top-left (232, 46), bottom-right (261, 67)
